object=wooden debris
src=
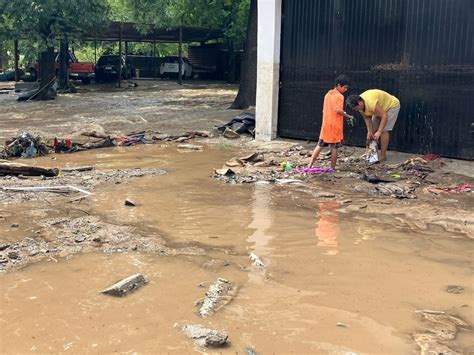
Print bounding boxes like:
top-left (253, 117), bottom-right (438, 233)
top-left (0, 163), bottom-right (58, 177)
top-left (101, 273), bottom-right (147, 297)
top-left (2, 185), bottom-right (92, 195)
top-left (61, 166), bottom-right (96, 172)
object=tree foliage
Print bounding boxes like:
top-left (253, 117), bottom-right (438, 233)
top-left (0, 0), bottom-right (110, 47)
top-left (125, 0), bottom-right (250, 47)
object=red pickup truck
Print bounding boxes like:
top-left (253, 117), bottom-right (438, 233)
top-left (34, 51), bottom-right (95, 84)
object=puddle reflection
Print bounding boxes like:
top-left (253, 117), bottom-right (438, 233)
top-left (247, 185), bottom-right (274, 282)
top-left (315, 201), bottom-right (340, 255)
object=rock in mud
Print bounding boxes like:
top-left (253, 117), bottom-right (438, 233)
top-left (182, 324), bottom-right (228, 348)
top-left (177, 144), bottom-right (202, 151)
top-left (249, 252), bottom-right (265, 267)
top-left (313, 191), bottom-right (336, 198)
top-left (0, 243), bottom-right (10, 251)
top-left (197, 277), bottom-right (235, 318)
top-left (101, 273), bottom-right (147, 297)
top-left (446, 285), bottom-right (464, 294)
top-left (124, 198), bottom-right (138, 206)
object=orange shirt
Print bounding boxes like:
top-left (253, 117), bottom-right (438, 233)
top-left (319, 88), bottom-right (344, 143)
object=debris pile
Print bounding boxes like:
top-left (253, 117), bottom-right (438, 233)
top-left (0, 132), bottom-right (49, 159)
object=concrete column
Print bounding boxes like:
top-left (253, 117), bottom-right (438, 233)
top-left (255, 0), bottom-right (282, 141)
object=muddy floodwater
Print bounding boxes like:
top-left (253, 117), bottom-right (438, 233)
top-left (1, 144), bottom-right (472, 354)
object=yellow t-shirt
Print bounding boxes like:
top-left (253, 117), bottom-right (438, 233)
top-left (360, 89), bottom-right (400, 116)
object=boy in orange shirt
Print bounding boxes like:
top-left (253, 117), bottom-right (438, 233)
top-left (308, 75), bottom-right (354, 170)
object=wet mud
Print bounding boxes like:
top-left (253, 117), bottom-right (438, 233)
top-left (0, 82), bottom-right (473, 353)
top-left (1, 144), bottom-right (472, 354)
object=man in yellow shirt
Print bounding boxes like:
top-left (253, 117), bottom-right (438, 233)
top-left (346, 89), bottom-right (400, 162)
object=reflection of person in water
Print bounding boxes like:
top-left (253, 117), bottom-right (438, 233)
top-left (315, 201), bottom-right (339, 249)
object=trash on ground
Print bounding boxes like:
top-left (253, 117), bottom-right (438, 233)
top-left (293, 167), bottom-right (334, 174)
top-left (0, 132), bottom-right (49, 159)
top-left (446, 285), bottom-right (464, 294)
top-left (101, 273), bottom-right (147, 297)
top-left (249, 252), bottom-right (265, 267)
top-left (424, 183), bottom-right (472, 195)
top-left (216, 112), bottom-right (255, 137)
top-left (223, 127), bottom-right (240, 139)
top-left (197, 277), bottom-right (235, 318)
top-left (181, 324), bottom-right (228, 348)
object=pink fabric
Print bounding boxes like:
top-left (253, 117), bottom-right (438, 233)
top-left (293, 167), bottom-right (335, 174)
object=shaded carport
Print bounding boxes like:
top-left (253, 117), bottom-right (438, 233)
top-left (82, 22), bottom-right (222, 86)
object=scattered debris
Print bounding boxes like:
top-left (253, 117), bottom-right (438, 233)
top-left (223, 127), bottom-right (240, 139)
top-left (125, 198), bottom-right (138, 207)
top-left (181, 324), bottom-right (228, 348)
top-left (61, 166), bottom-right (96, 173)
top-left (244, 348), bottom-right (257, 355)
top-left (197, 277), bottom-right (235, 318)
top-left (2, 185), bottom-right (92, 195)
top-left (177, 144), bottom-right (203, 151)
top-left (0, 162), bottom-right (59, 177)
top-left (413, 310), bottom-right (469, 355)
top-left (0, 132), bottom-right (49, 159)
top-left (446, 285), bottom-right (464, 294)
top-left (293, 167), bottom-right (334, 174)
top-left (336, 322), bottom-right (349, 328)
top-left (216, 112), bottom-right (255, 137)
top-left (249, 252), bottom-right (265, 267)
top-left (101, 273), bottom-right (147, 297)
top-left (424, 183), bottom-right (472, 195)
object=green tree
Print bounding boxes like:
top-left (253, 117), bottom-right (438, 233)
top-left (0, 0), bottom-right (109, 97)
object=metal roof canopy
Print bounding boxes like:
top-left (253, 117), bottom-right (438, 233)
top-left (84, 22), bottom-right (222, 43)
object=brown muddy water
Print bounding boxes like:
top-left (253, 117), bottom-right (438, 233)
top-left (1, 144), bottom-right (473, 354)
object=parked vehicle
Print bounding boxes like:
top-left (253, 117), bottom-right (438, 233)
top-left (127, 55), bottom-right (161, 78)
top-left (159, 56), bottom-right (192, 79)
top-left (95, 55), bottom-right (131, 82)
top-left (65, 52), bottom-right (95, 84)
top-left (33, 51), bottom-right (95, 84)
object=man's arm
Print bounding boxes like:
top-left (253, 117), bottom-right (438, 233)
top-left (373, 104), bottom-right (388, 139)
top-left (363, 114), bottom-right (374, 139)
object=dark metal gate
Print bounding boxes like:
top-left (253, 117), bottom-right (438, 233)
top-left (278, 0), bottom-right (474, 159)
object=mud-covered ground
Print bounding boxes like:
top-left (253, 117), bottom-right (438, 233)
top-left (0, 80), bottom-right (472, 354)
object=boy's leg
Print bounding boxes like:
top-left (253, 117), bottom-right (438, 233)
top-left (330, 147), bottom-right (338, 170)
top-left (308, 145), bottom-right (323, 168)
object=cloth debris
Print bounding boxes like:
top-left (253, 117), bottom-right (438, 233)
top-left (293, 167), bottom-right (334, 174)
top-left (424, 183), bottom-right (472, 195)
top-left (216, 112), bottom-right (255, 136)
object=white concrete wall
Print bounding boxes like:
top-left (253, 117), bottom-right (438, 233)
top-left (255, 0), bottom-right (282, 141)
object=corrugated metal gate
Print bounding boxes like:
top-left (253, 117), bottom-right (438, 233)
top-left (278, 0), bottom-right (474, 159)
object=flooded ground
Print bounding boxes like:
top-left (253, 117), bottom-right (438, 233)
top-left (0, 81), bottom-right (473, 354)
top-left (1, 145), bottom-right (472, 354)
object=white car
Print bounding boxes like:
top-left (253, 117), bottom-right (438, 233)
top-left (160, 56), bottom-right (193, 79)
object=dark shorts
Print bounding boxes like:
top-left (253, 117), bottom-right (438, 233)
top-left (318, 139), bottom-right (342, 149)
